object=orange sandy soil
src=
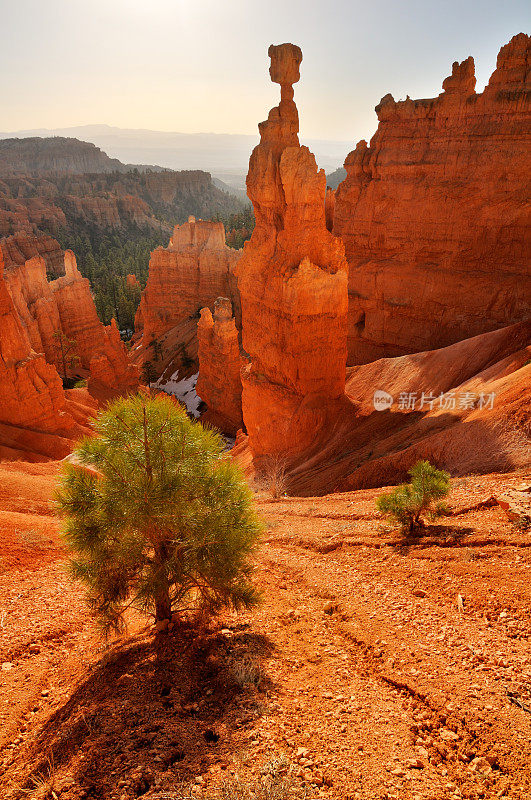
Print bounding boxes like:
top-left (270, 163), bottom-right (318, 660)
top-left (0, 461), bottom-right (530, 800)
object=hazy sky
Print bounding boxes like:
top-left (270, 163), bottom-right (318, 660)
top-left (1, 0), bottom-right (528, 143)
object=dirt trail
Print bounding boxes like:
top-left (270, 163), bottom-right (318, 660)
top-left (1, 464), bottom-right (530, 799)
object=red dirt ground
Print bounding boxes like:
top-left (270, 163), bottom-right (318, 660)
top-left (0, 461), bottom-right (530, 800)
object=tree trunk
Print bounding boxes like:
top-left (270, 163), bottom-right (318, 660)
top-left (155, 588), bottom-right (171, 622)
top-left (154, 540), bottom-right (171, 622)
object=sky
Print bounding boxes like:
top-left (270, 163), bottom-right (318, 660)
top-left (1, 0), bottom-right (529, 143)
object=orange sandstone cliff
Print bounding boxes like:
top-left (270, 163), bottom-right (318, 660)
top-left (133, 216), bottom-right (240, 378)
top-left (334, 33), bottom-right (531, 365)
top-left (0, 231), bottom-right (65, 273)
top-left (235, 43), bottom-right (348, 458)
top-left (0, 249), bottom-right (93, 461)
top-left (88, 318), bottom-right (140, 400)
top-left (196, 297), bottom-right (243, 435)
top-left (2, 237), bottom-right (139, 396)
top-left (287, 320), bottom-right (531, 496)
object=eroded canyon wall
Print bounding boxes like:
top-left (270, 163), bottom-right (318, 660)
top-left (133, 216), bottom-right (240, 378)
top-left (0, 231), bottom-right (65, 273)
top-left (0, 137), bottom-right (244, 236)
top-left (3, 239), bottom-right (139, 396)
top-left (334, 32), bottom-right (531, 364)
top-left (236, 44), bottom-right (348, 458)
top-left (0, 248), bottom-right (81, 459)
top-left (137, 217), bottom-right (239, 343)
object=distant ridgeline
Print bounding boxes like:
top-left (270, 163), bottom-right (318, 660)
top-left (0, 136), bottom-right (251, 331)
top-left (0, 136), bottom-right (247, 237)
top-left (326, 166), bottom-right (347, 190)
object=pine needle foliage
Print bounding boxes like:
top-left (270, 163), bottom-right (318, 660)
top-left (56, 393), bottom-right (263, 633)
top-left (376, 460), bottom-right (450, 532)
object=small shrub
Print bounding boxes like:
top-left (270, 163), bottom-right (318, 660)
top-left (151, 337), bottom-right (163, 362)
top-left (217, 756), bottom-right (311, 799)
top-left (20, 753), bottom-right (56, 798)
top-left (259, 455), bottom-right (288, 500)
top-left (141, 359), bottom-right (157, 385)
top-left (179, 343), bottom-right (195, 371)
top-left (376, 460), bottom-right (451, 532)
top-left (229, 653), bottom-right (262, 689)
top-left (52, 330), bottom-right (80, 383)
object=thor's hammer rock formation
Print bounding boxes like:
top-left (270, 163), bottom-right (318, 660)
top-left (236, 43), bottom-right (348, 458)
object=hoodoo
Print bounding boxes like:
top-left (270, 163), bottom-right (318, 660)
top-left (0, 248), bottom-right (90, 460)
top-left (335, 33), bottom-right (531, 364)
top-left (196, 297), bottom-right (243, 435)
top-left (236, 43), bottom-right (349, 458)
top-left (3, 242), bottom-right (139, 397)
top-left (133, 216), bottom-right (240, 378)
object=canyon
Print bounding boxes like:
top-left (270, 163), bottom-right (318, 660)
top-left (0, 34), bottom-right (529, 492)
top-left (1, 30), bottom-right (530, 800)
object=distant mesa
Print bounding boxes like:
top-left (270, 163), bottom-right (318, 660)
top-left (0, 137), bottom-right (246, 237)
top-left (0, 136), bottom-right (129, 176)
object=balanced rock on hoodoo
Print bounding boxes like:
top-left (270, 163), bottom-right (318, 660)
top-left (236, 43), bottom-right (348, 459)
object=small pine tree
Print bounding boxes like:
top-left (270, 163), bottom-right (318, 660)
top-left (150, 335), bottom-right (163, 362)
top-left (56, 394), bottom-right (262, 632)
top-left (179, 343), bottom-right (194, 370)
top-left (142, 360), bottom-right (157, 385)
top-left (376, 460), bottom-right (450, 532)
top-left (52, 331), bottom-right (80, 383)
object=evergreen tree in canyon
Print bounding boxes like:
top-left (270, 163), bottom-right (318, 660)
top-left (376, 460), bottom-right (450, 532)
top-left (56, 394), bottom-right (262, 632)
top-left (52, 331), bottom-right (80, 384)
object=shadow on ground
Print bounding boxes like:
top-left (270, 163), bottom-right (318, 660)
top-left (21, 624), bottom-right (276, 798)
top-left (389, 524), bottom-right (475, 553)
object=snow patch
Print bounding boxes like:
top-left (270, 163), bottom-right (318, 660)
top-left (152, 370), bottom-right (201, 418)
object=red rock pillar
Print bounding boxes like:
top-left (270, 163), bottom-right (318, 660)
top-left (235, 43), bottom-right (348, 459)
top-left (196, 298), bottom-right (243, 435)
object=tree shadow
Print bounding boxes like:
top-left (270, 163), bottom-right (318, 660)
top-left (20, 624), bottom-right (276, 797)
top-left (389, 524), bottom-right (475, 554)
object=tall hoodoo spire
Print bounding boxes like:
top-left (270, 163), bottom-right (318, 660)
top-left (236, 43), bottom-right (349, 461)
